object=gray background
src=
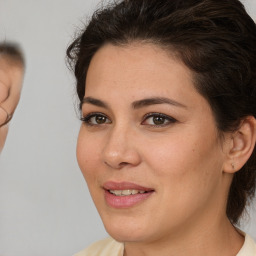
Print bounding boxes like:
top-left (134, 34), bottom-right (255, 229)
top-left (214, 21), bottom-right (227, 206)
top-left (0, 0), bottom-right (255, 255)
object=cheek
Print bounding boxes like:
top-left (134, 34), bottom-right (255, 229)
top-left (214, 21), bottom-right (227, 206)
top-left (142, 133), bottom-right (224, 218)
top-left (141, 128), bottom-right (223, 189)
top-left (76, 129), bottom-right (100, 181)
top-left (140, 134), bottom-right (196, 175)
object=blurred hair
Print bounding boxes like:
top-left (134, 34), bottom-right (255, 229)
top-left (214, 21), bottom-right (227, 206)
top-left (67, 0), bottom-right (256, 224)
top-left (0, 41), bottom-right (25, 67)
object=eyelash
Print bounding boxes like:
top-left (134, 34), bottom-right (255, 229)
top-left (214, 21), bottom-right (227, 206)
top-left (80, 112), bottom-right (111, 126)
top-left (80, 112), bottom-right (177, 127)
top-left (142, 113), bottom-right (177, 127)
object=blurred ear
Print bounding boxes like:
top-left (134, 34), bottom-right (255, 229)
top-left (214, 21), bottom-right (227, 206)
top-left (223, 116), bottom-right (256, 174)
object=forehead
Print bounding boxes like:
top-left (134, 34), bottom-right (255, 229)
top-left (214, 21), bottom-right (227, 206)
top-left (87, 42), bottom-right (185, 75)
top-left (85, 43), bottom-right (201, 104)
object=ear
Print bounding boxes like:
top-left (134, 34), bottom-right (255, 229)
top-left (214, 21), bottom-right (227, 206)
top-left (223, 116), bottom-right (256, 174)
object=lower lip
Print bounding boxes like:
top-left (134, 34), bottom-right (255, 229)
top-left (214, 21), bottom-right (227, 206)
top-left (104, 190), bottom-right (154, 208)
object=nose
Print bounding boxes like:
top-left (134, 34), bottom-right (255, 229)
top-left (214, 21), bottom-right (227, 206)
top-left (102, 126), bottom-right (141, 170)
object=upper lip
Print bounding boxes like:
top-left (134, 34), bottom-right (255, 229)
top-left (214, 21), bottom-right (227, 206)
top-left (103, 181), bottom-right (154, 191)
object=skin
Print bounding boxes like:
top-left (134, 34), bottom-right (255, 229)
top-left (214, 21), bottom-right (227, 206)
top-left (0, 56), bottom-right (24, 152)
top-left (77, 43), bottom-right (245, 256)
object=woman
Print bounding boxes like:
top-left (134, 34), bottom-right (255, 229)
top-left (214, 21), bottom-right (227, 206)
top-left (67, 0), bottom-right (256, 255)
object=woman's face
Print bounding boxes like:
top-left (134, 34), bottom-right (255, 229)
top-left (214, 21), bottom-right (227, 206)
top-left (77, 43), bottom-right (230, 243)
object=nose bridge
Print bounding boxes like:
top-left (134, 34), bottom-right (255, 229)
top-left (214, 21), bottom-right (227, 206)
top-left (102, 121), bottom-right (140, 169)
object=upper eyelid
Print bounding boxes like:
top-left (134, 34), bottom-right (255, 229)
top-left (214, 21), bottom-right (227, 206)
top-left (81, 103), bottom-right (112, 117)
top-left (82, 111), bottom-right (109, 118)
top-left (143, 112), bottom-right (176, 120)
top-left (82, 112), bottom-right (173, 118)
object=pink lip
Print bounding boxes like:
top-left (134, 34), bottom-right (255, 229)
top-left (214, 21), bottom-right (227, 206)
top-left (103, 181), bottom-right (155, 209)
top-left (103, 181), bottom-right (153, 191)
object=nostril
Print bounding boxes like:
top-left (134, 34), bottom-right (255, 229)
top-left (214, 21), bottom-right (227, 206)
top-left (119, 162), bottom-right (129, 167)
top-left (104, 161), bottom-right (129, 169)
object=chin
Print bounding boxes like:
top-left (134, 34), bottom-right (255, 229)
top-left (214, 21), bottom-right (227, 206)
top-left (102, 214), bottom-right (151, 243)
top-left (107, 229), bottom-right (147, 243)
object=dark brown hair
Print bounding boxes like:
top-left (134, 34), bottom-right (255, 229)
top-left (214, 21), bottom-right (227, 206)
top-left (67, 0), bottom-right (256, 224)
top-left (0, 41), bottom-right (25, 67)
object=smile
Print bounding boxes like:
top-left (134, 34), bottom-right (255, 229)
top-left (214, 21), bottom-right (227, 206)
top-left (109, 189), bottom-right (146, 196)
top-left (103, 181), bottom-right (154, 208)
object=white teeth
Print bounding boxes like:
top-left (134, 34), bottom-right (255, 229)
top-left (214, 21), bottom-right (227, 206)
top-left (112, 190), bottom-right (122, 196)
top-left (109, 189), bottom-right (146, 196)
top-left (122, 190), bottom-right (134, 196)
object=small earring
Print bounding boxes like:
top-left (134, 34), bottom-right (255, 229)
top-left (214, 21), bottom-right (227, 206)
top-left (231, 162), bottom-right (235, 170)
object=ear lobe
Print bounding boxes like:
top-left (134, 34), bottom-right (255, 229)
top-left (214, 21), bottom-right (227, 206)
top-left (223, 116), bottom-right (256, 174)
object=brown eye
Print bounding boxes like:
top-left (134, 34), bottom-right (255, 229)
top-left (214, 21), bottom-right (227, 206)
top-left (81, 113), bottom-right (111, 125)
top-left (152, 116), bottom-right (165, 125)
top-left (95, 115), bottom-right (107, 124)
top-left (142, 113), bottom-right (177, 126)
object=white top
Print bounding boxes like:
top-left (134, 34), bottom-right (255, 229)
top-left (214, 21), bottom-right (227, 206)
top-left (74, 234), bottom-right (256, 256)
top-left (74, 237), bottom-right (123, 256)
top-left (237, 234), bottom-right (256, 256)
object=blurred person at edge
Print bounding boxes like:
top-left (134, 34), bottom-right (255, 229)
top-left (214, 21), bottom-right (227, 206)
top-left (67, 0), bottom-right (256, 255)
top-left (0, 42), bottom-right (25, 152)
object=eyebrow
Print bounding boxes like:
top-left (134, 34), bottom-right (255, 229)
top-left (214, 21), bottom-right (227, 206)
top-left (81, 97), bottom-right (110, 109)
top-left (81, 96), bottom-right (187, 109)
top-left (132, 97), bottom-right (187, 109)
